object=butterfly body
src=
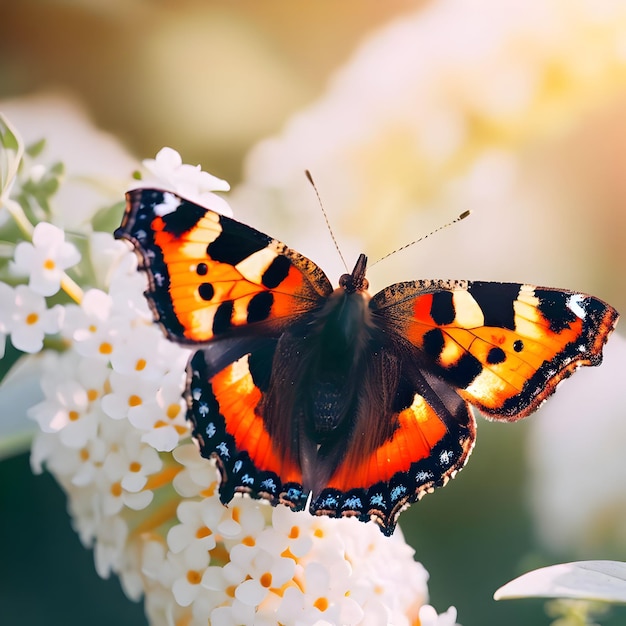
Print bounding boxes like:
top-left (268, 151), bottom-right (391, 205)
top-left (116, 188), bottom-right (618, 535)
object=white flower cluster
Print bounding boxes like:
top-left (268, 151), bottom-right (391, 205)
top-left (0, 127), bottom-right (458, 625)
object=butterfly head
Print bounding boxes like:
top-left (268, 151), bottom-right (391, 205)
top-left (339, 253), bottom-right (369, 294)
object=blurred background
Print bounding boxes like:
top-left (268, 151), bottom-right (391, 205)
top-left (1, 1), bottom-right (626, 624)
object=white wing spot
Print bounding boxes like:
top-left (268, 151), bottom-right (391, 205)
top-left (567, 294), bottom-right (587, 320)
top-left (153, 192), bottom-right (182, 217)
top-left (439, 450), bottom-right (453, 466)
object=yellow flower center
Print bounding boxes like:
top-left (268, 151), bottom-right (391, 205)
top-left (43, 258), bottom-right (56, 270)
top-left (186, 570), bottom-right (202, 585)
top-left (25, 312), bottom-right (39, 325)
top-left (99, 342), bottom-right (113, 355)
top-left (281, 547), bottom-right (296, 561)
top-left (128, 395), bottom-right (142, 407)
top-left (135, 358), bottom-right (147, 371)
top-left (196, 526), bottom-right (212, 539)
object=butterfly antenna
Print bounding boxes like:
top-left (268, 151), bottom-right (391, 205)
top-left (370, 210), bottom-right (471, 267)
top-left (305, 170), bottom-right (349, 273)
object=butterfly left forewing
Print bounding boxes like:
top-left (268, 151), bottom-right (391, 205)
top-left (371, 280), bottom-right (619, 420)
top-left (115, 189), bottom-right (333, 345)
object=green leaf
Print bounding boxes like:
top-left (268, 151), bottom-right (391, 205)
top-left (0, 113), bottom-right (24, 201)
top-left (494, 561), bottom-right (626, 605)
top-left (92, 200), bottom-right (126, 234)
top-left (49, 161), bottom-right (65, 177)
top-left (0, 124), bottom-right (19, 151)
top-left (25, 138), bottom-right (46, 159)
top-left (21, 173), bottom-right (62, 220)
top-left (0, 430), bottom-right (34, 460)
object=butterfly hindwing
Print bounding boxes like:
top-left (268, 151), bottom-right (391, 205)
top-left (187, 338), bottom-right (476, 535)
top-left (186, 346), bottom-right (309, 511)
top-left (310, 367), bottom-right (476, 534)
top-left (371, 279), bottom-right (619, 420)
top-left (115, 189), bottom-right (333, 344)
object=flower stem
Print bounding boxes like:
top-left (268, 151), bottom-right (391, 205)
top-left (3, 197), bottom-right (34, 239)
top-left (60, 272), bottom-right (84, 305)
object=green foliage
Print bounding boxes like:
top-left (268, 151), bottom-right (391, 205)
top-left (91, 199), bottom-right (126, 234)
top-left (546, 599), bottom-right (610, 626)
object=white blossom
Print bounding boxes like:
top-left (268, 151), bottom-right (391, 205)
top-left (12, 222), bottom-right (80, 296)
top-left (9, 285), bottom-right (62, 353)
top-left (140, 147), bottom-right (233, 216)
top-left (419, 605), bottom-right (461, 626)
top-left (62, 289), bottom-right (128, 361)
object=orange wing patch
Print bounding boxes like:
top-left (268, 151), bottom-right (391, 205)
top-left (210, 355), bottom-right (302, 485)
top-left (327, 392), bottom-right (462, 491)
top-left (310, 391), bottom-right (476, 535)
top-left (152, 213), bottom-right (328, 342)
top-left (186, 348), bottom-right (308, 510)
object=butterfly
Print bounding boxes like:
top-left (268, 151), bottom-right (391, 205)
top-left (115, 188), bottom-right (619, 536)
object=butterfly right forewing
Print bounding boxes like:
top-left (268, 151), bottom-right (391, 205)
top-left (370, 279), bottom-right (618, 420)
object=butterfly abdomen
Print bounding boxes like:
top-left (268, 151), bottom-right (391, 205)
top-left (264, 287), bottom-right (374, 437)
top-left (258, 281), bottom-right (391, 491)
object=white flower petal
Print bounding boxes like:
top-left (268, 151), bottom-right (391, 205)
top-left (123, 490), bottom-right (153, 511)
top-left (494, 561), bottom-right (626, 604)
top-left (11, 324), bottom-right (44, 353)
top-left (32, 222), bottom-right (65, 248)
top-left (235, 579), bottom-right (267, 607)
top-left (153, 146), bottom-right (183, 169)
top-left (12, 241), bottom-right (35, 272)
